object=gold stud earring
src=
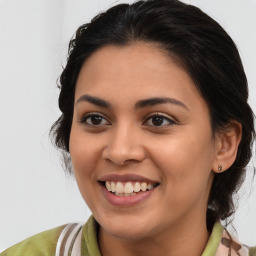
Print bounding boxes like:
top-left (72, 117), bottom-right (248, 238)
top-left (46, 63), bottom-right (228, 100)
top-left (218, 164), bottom-right (222, 172)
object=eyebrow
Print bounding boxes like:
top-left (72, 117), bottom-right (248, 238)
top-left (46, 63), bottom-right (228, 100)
top-left (134, 97), bottom-right (189, 110)
top-left (76, 95), bottom-right (111, 108)
top-left (76, 94), bottom-right (188, 110)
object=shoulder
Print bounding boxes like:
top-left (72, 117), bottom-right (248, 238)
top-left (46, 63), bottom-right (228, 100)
top-left (217, 228), bottom-right (256, 256)
top-left (0, 224), bottom-right (68, 256)
top-left (1, 216), bottom-right (97, 256)
top-left (204, 221), bottom-right (256, 256)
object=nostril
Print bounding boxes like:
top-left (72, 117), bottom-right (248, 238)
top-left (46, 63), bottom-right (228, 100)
top-left (102, 141), bottom-right (147, 166)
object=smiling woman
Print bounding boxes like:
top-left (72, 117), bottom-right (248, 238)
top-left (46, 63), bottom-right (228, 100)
top-left (1, 0), bottom-right (255, 256)
top-left (70, 43), bottom-right (220, 251)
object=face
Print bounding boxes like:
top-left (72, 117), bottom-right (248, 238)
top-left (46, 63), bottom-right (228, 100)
top-left (69, 43), bottom-right (218, 240)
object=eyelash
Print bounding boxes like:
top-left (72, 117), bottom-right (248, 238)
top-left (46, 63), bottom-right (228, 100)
top-left (143, 113), bottom-right (177, 127)
top-left (80, 113), bottom-right (110, 127)
top-left (80, 112), bottom-right (177, 128)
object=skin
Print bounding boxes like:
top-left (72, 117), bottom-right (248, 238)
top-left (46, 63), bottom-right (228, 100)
top-left (69, 42), bottom-right (241, 256)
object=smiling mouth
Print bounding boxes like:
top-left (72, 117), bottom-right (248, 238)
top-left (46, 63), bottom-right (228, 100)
top-left (101, 181), bottom-right (160, 197)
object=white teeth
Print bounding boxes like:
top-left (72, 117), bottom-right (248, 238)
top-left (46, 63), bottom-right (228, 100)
top-left (106, 181), bottom-right (111, 191)
top-left (134, 182), bottom-right (140, 192)
top-left (147, 183), bottom-right (153, 190)
top-left (116, 182), bottom-right (124, 193)
top-left (141, 182), bottom-right (147, 191)
top-left (124, 182), bottom-right (133, 193)
top-left (105, 180), bottom-right (158, 195)
top-left (111, 182), bottom-right (116, 192)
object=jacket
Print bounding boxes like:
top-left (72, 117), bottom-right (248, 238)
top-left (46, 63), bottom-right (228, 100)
top-left (1, 216), bottom-right (255, 256)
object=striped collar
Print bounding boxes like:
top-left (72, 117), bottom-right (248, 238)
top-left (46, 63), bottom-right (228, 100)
top-left (81, 216), bottom-right (249, 256)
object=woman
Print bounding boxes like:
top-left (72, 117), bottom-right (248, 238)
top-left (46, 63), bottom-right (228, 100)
top-left (1, 0), bottom-right (255, 255)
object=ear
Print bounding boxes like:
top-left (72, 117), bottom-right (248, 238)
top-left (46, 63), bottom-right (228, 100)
top-left (212, 121), bottom-right (242, 173)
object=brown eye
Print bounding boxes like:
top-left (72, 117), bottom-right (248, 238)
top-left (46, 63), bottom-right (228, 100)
top-left (144, 114), bottom-right (176, 127)
top-left (81, 113), bottom-right (110, 126)
top-left (91, 115), bottom-right (103, 125)
top-left (151, 116), bottom-right (164, 126)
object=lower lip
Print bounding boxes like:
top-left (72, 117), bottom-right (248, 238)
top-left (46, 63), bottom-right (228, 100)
top-left (101, 185), bottom-right (158, 206)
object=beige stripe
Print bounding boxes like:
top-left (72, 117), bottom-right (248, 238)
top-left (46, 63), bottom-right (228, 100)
top-left (56, 224), bottom-right (74, 256)
top-left (70, 227), bottom-right (83, 256)
top-left (55, 223), bottom-right (78, 256)
top-left (64, 224), bottom-right (82, 256)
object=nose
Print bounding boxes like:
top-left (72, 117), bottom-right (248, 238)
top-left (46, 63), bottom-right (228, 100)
top-left (102, 124), bottom-right (147, 166)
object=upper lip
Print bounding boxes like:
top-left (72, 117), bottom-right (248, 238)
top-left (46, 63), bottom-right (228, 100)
top-left (98, 174), bottom-right (160, 184)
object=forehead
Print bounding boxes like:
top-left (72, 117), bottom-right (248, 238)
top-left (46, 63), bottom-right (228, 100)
top-left (75, 42), bottom-right (207, 111)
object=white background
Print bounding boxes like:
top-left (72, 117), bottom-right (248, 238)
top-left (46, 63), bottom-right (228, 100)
top-left (0, 0), bottom-right (255, 252)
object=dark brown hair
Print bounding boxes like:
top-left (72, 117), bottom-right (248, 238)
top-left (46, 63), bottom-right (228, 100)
top-left (51, 0), bottom-right (255, 222)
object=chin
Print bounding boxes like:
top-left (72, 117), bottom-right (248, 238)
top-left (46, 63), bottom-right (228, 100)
top-left (107, 224), bottom-right (153, 240)
top-left (98, 212), bottom-right (156, 240)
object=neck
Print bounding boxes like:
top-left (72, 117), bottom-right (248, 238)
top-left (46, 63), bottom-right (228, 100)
top-left (98, 213), bottom-right (210, 256)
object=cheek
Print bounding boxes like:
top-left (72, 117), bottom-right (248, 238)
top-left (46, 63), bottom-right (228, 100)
top-left (69, 129), bottom-right (102, 211)
top-left (149, 130), bottom-right (215, 191)
top-left (69, 128), bottom-right (99, 192)
top-left (70, 128), bottom-right (100, 171)
top-left (152, 136), bottom-right (212, 165)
